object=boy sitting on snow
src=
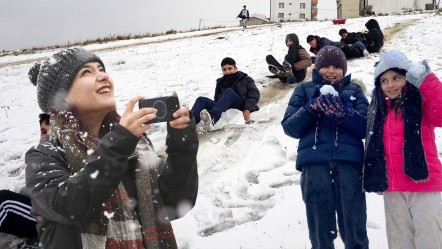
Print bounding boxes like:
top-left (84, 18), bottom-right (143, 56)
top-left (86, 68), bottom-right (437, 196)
top-left (190, 57), bottom-right (260, 131)
top-left (266, 33), bottom-right (312, 84)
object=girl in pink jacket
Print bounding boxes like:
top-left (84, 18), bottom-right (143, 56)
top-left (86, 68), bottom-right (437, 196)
top-left (363, 50), bottom-right (442, 249)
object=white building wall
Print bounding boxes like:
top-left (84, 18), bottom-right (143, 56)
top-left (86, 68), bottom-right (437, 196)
top-left (368, 0), bottom-right (432, 15)
top-left (270, 0), bottom-right (312, 22)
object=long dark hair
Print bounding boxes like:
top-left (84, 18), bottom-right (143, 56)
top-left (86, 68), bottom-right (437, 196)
top-left (377, 84), bottom-right (407, 120)
top-left (375, 68), bottom-right (408, 120)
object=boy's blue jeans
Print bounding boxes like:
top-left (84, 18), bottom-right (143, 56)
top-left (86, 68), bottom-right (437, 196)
top-left (352, 41), bottom-right (367, 52)
top-left (191, 88), bottom-right (243, 124)
top-left (300, 161), bottom-right (369, 249)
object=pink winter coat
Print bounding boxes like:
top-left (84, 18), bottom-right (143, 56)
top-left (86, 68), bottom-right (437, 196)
top-left (384, 73), bottom-right (442, 192)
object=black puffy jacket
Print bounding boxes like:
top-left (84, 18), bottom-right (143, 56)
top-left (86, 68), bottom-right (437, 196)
top-left (215, 71), bottom-right (260, 112)
top-left (25, 122), bottom-right (199, 249)
top-left (364, 19), bottom-right (384, 53)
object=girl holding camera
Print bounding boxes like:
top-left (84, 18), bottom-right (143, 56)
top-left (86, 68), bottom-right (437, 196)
top-left (26, 48), bottom-right (199, 249)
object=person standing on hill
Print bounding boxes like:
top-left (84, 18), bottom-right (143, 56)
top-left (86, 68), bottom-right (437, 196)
top-left (364, 49), bottom-right (442, 249)
top-left (281, 46), bottom-right (369, 248)
top-left (237, 5), bottom-right (250, 29)
top-left (266, 33), bottom-right (312, 84)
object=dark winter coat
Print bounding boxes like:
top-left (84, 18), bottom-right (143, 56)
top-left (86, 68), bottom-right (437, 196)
top-left (285, 33), bottom-right (312, 81)
top-left (341, 44), bottom-right (362, 59)
top-left (364, 19), bottom-right (384, 53)
top-left (309, 36), bottom-right (341, 55)
top-left (25, 123), bottom-right (199, 249)
top-left (237, 9), bottom-right (250, 20)
top-left (281, 70), bottom-right (368, 171)
top-left (215, 71), bottom-right (260, 112)
top-left (340, 32), bottom-right (364, 45)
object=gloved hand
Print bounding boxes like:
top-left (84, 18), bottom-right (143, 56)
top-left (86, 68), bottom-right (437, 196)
top-left (304, 86), bottom-right (322, 114)
top-left (318, 94), bottom-right (352, 119)
top-left (406, 60), bottom-right (431, 89)
top-left (334, 94), bottom-right (353, 119)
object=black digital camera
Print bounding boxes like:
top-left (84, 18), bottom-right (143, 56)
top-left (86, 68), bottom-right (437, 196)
top-left (138, 96), bottom-right (180, 124)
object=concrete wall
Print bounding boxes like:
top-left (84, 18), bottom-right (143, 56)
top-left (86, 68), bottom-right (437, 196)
top-left (341, 0), bottom-right (361, 18)
top-left (367, 0), bottom-right (432, 15)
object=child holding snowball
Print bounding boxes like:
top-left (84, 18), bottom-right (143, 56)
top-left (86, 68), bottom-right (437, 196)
top-left (281, 46), bottom-right (369, 248)
top-left (363, 49), bottom-right (442, 249)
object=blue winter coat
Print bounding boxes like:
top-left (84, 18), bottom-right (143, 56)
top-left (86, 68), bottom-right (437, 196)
top-left (281, 70), bottom-right (368, 171)
top-left (237, 9), bottom-right (250, 19)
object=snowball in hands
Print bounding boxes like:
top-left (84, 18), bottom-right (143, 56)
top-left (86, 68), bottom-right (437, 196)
top-left (320, 85), bottom-right (338, 96)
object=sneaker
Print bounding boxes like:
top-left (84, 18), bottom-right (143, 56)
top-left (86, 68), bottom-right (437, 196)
top-left (200, 109), bottom-right (214, 132)
top-left (276, 69), bottom-right (293, 78)
top-left (363, 49), bottom-right (370, 58)
top-left (268, 64), bottom-right (281, 75)
top-left (282, 60), bottom-right (292, 72)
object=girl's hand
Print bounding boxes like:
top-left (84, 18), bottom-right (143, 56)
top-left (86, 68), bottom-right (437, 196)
top-left (169, 106), bottom-right (191, 129)
top-left (120, 96), bottom-right (156, 137)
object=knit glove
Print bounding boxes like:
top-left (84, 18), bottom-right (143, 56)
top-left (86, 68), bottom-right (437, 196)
top-left (304, 86), bottom-right (322, 114)
top-left (406, 60), bottom-right (431, 89)
top-left (318, 94), bottom-right (353, 119)
top-left (334, 94), bottom-right (353, 120)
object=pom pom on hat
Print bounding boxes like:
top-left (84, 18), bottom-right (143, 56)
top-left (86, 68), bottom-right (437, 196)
top-left (314, 46), bottom-right (347, 75)
top-left (29, 48), bottom-right (105, 113)
top-left (374, 49), bottom-right (411, 83)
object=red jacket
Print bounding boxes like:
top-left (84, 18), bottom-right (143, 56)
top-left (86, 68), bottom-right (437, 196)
top-left (384, 73), bottom-right (442, 191)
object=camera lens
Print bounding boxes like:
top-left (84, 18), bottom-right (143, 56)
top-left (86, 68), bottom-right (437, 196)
top-left (166, 97), bottom-right (179, 111)
top-left (153, 100), bottom-right (167, 119)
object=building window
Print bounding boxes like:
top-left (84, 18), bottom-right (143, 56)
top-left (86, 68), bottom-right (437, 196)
top-left (278, 13), bottom-right (284, 18)
top-left (300, 13), bottom-right (306, 19)
top-left (300, 3), bottom-right (306, 9)
top-left (279, 3), bottom-right (284, 8)
top-left (289, 3), bottom-right (292, 5)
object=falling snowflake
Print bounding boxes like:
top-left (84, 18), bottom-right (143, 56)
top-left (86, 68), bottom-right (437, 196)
top-left (90, 170), bottom-right (99, 179)
top-left (104, 211), bottom-right (115, 219)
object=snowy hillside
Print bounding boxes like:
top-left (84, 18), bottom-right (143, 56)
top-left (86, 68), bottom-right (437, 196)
top-left (1, 12), bottom-right (441, 248)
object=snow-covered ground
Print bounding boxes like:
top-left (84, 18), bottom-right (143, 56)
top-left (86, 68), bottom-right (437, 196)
top-left (1, 12), bottom-right (442, 248)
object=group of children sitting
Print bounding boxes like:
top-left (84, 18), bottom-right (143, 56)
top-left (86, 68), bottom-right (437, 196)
top-left (266, 18), bottom-right (384, 84)
top-left (191, 19), bottom-right (384, 132)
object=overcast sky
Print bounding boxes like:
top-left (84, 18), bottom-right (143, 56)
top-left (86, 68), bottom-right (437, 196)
top-left (0, 0), bottom-right (336, 51)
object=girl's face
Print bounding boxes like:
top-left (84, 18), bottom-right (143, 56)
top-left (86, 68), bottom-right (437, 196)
top-left (286, 39), bottom-right (293, 47)
top-left (318, 65), bottom-right (344, 84)
top-left (379, 70), bottom-right (406, 99)
top-left (65, 62), bottom-right (115, 115)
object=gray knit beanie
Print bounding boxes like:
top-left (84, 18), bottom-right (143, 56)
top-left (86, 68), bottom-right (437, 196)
top-left (314, 46), bottom-right (347, 75)
top-left (373, 49), bottom-right (411, 85)
top-left (28, 48), bottom-right (105, 112)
